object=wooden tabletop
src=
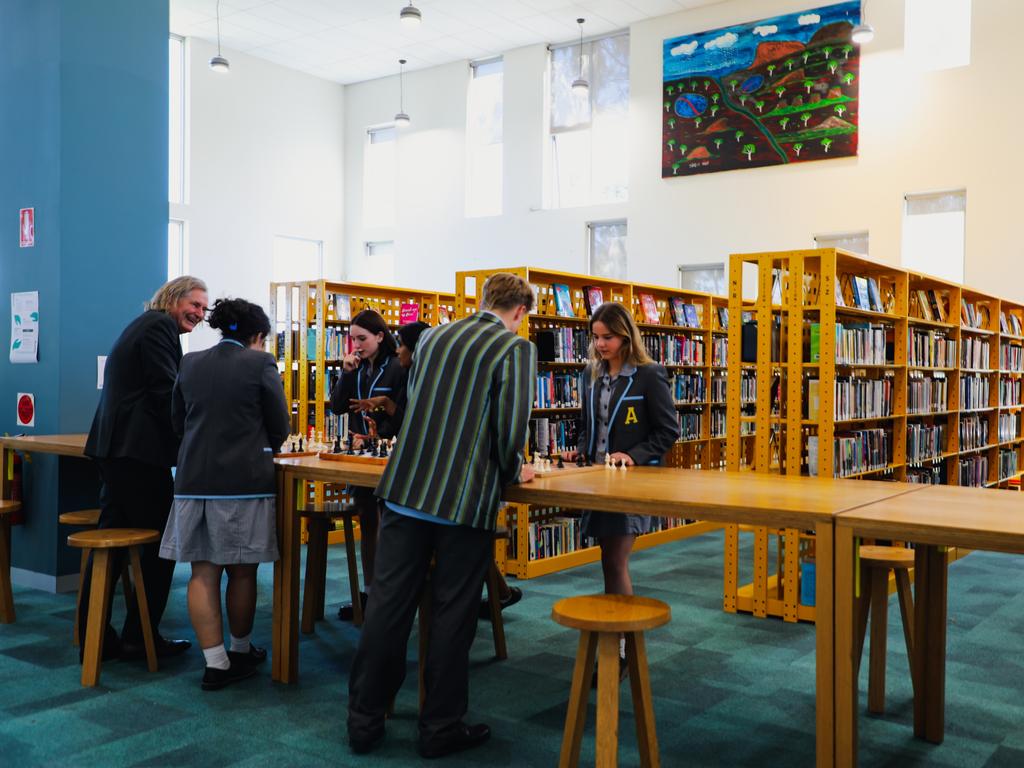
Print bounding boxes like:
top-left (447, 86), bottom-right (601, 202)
top-left (837, 484), bottom-right (1024, 553)
top-left (503, 467), bottom-right (926, 528)
top-left (0, 434), bottom-right (87, 457)
top-left (274, 455), bottom-right (384, 487)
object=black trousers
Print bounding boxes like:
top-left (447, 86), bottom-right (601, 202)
top-left (77, 457), bottom-right (175, 647)
top-left (347, 508), bottom-right (492, 744)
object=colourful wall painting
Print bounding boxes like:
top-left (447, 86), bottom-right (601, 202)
top-left (662, 1), bottom-right (860, 177)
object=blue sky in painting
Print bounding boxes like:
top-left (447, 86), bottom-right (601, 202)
top-left (663, 1), bottom-right (860, 81)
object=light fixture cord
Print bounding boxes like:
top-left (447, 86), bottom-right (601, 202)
top-left (216, 0), bottom-right (223, 56)
top-left (578, 23), bottom-right (583, 78)
top-left (400, 62), bottom-right (404, 111)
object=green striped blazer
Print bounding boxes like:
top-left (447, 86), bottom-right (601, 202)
top-left (375, 311), bottom-right (536, 530)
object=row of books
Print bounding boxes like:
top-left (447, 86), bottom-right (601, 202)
top-left (960, 376), bottom-right (990, 410)
top-left (673, 373), bottom-right (706, 403)
top-left (1000, 311), bottom-right (1023, 336)
top-left (741, 372), bottom-right (757, 403)
top-left (961, 300), bottom-right (990, 330)
top-left (907, 423), bottom-right (946, 463)
top-left (710, 409), bottom-right (727, 438)
top-left (908, 371), bottom-right (948, 414)
top-left (710, 375), bottom-right (727, 403)
top-left (834, 376), bottom-right (893, 421)
top-left (835, 322), bottom-right (890, 365)
top-left (1000, 378), bottom-right (1023, 407)
top-left (711, 338), bottom-right (728, 367)
top-left (960, 414), bottom-right (989, 451)
top-left (998, 449), bottom-right (1019, 481)
top-left (529, 417), bottom-right (580, 456)
top-left (510, 512), bottom-right (592, 562)
top-left (642, 334), bottom-right (705, 366)
top-left (907, 465), bottom-right (944, 484)
top-left (534, 328), bottom-right (589, 364)
top-left (678, 411), bottom-right (701, 441)
top-left (912, 288), bottom-right (948, 322)
top-left (959, 455), bottom-right (988, 487)
top-left (833, 428), bottom-right (892, 478)
top-left (998, 412), bottom-right (1019, 442)
top-left (636, 293), bottom-right (705, 327)
top-left (1000, 343), bottom-right (1023, 372)
top-left (908, 329), bottom-right (955, 368)
top-left (534, 373), bottom-right (580, 409)
top-left (961, 338), bottom-right (990, 370)
top-left (307, 327), bottom-right (352, 360)
top-left (848, 275), bottom-right (886, 313)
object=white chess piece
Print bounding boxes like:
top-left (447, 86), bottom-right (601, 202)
top-left (605, 453), bottom-right (612, 469)
top-left (545, 458), bottom-right (552, 472)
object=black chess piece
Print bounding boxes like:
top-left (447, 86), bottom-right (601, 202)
top-left (333, 435), bottom-right (342, 454)
top-left (557, 455), bottom-right (565, 469)
top-left (346, 435), bottom-right (355, 455)
top-left (576, 453), bottom-right (585, 467)
top-left (380, 441), bottom-right (389, 458)
top-left (290, 441), bottom-right (297, 453)
top-left (298, 437), bottom-right (304, 452)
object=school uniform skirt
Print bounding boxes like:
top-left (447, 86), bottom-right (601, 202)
top-left (159, 497), bottom-right (279, 565)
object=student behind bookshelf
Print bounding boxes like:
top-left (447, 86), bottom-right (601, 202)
top-left (562, 302), bottom-right (679, 682)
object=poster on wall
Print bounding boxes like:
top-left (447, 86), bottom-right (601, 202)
top-left (662, 1), bottom-right (860, 178)
top-left (10, 291), bottom-right (39, 364)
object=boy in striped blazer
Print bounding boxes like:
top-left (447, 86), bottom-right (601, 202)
top-left (347, 273), bottom-right (537, 759)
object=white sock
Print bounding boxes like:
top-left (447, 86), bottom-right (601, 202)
top-left (203, 644), bottom-right (230, 670)
top-left (229, 633), bottom-right (251, 654)
top-left (619, 637), bottom-right (626, 659)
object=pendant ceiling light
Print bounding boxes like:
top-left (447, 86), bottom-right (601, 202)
top-left (209, 0), bottom-right (230, 72)
top-left (400, 2), bottom-right (422, 28)
top-left (571, 18), bottom-right (589, 96)
top-left (851, 4), bottom-right (874, 44)
top-left (394, 59), bottom-right (411, 127)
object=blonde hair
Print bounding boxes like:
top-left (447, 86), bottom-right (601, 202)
top-left (481, 273), bottom-right (534, 313)
top-left (146, 276), bottom-right (207, 312)
top-left (588, 301), bottom-right (652, 381)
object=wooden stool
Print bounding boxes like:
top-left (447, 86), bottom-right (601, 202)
top-left (59, 509), bottom-right (132, 647)
top-left (67, 528), bottom-right (160, 687)
top-left (553, 594), bottom-right (670, 768)
top-left (301, 505), bottom-right (362, 631)
top-left (0, 500), bottom-right (22, 623)
top-left (856, 544), bottom-right (916, 714)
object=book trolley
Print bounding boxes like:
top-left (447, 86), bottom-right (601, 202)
top-left (725, 248), bottom-right (1024, 623)
top-left (455, 267), bottom-right (723, 579)
top-left (269, 280), bottom-right (456, 545)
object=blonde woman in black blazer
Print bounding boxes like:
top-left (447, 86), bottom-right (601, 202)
top-left (564, 301), bottom-right (679, 599)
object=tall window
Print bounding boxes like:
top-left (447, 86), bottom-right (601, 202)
top-left (902, 190), bottom-right (966, 283)
top-left (548, 32), bottom-right (629, 209)
top-left (588, 220), bottom-right (627, 279)
top-left (465, 57), bottom-right (503, 218)
top-left (363, 126), bottom-right (397, 229)
top-left (272, 236), bottom-right (323, 283)
top-left (815, 231), bottom-right (869, 256)
top-left (168, 219), bottom-right (185, 280)
top-left (169, 35), bottom-right (187, 205)
top-left (906, 0), bottom-right (971, 71)
top-left (679, 263), bottom-right (725, 294)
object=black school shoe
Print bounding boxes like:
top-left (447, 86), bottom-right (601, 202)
top-left (478, 586), bottom-right (523, 620)
top-left (201, 662), bottom-right (257, 691)
top-left (417, 722), bottom-right (491, 759)
top-left (227, 644), bottom-right (267, 668)
top-left (337, 592), bottom-right (369, 621)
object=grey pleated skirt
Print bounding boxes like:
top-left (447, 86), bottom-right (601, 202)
top-left (160, 497), bottom-right (279, 565)
top-left (581, 510), bottom-right (652, 539)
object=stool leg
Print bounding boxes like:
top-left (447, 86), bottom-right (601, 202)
top-left (342, 515), bottom-right (362, 627)
top-left (129, 546), bottom-right (159, 673)
top-left (895, 568), bottom-right (916, 697)
top-left (854, 564), bottom-right (871, 674)
top-left (485, 561), bottom-right (508, 660)
top-left (120, 560), bottom-right (133, 612)
top-left (0, 515), bottom-right (14, 624)
top-left (301, 518), bottom-right (325, 635)
top-left (595, 632), bottom-right (621, 768)
top-left (867, 567), bottom-right (889, 714)
top-left (418, 583), bottom-right (431, 714)
top-left (560, 630), bottom-right (597, 768)
top-left (625, 631), bottom-right (659, 768)
top-left (81, 549), bottom-right (114, 686)
top-left (315, 521), bottom-right (328, 621)
top-left (73, 548), bottom-right (90, 645)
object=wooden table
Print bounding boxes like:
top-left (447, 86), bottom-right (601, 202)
top-left (0, 434), bottom-right (88, 458)
top-left (275, 460), bottom-right (924, 768)
top-left (834, 484), bottom-right (1024, 767)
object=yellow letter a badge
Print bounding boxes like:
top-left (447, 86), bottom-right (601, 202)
top-left (624, 406), bottom-right (638, 425)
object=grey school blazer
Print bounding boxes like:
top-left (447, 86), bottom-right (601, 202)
top-left (171, 340), bottom-right (291, 498)
top-left (375, 312), bottom-right (536, 530)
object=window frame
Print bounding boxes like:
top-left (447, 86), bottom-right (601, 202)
top-left (678, 262), bottom-right (726, 295)
top-left (587, 218), bottom-right (628, 280)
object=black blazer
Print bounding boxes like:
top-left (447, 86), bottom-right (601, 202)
top-left (578, 363), bottom-right (680, 466)
top-left (85, 310), bottom-right (183, 467)
top-left (329, 353), bottom-right (407, 439)
top-left (171, 341), bottom-right (291, 497)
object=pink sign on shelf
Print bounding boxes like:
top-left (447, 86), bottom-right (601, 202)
top-left (399, 302), bottom-right (420, 324)
top-left (19, 208), bottom-right (34, 248)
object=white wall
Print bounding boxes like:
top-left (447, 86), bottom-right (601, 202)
top-left (342, 0), bottom-right (1024, 301)
top-left (180, 38), bottom-right (345, 350)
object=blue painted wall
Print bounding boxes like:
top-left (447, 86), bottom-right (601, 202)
top-left (0, 0), bottom-right (168, 580)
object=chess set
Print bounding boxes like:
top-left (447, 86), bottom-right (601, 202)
top-left (528, 452), bottom-right (625, 477)
top-left (316, 433), bottom-right (396, 466)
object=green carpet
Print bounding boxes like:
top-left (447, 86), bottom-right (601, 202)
top-left (0, 529), bottom-right (1021, 766)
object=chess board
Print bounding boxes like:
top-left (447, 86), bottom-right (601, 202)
top-left (531, 462), bottom-right (605, 478)
top-left (317, 451), bottom-right (388, 466)
top-left (274, 451), bottom-right (318, 458)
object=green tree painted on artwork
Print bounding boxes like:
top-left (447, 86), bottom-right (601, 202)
top-left (779, 117), bottom-right (790, 131)
top-left (714, 138), bottom-right (723, 151)
top-left (843, 72), bottom-right (856, 86)
top-left (755, 100), bottom-right (765, 113)
top-left (793, 142), bottom-right (804, 156)
top-left (691, 80), bottom-right (698, 89)
top-left (834, 105), bottom-right (846, 118)
top-left (775, 86), bottom-right (786, 98)
top-left (785, 58), bottom-right (796, 71)
top-left (668, 118), bottom-right (676, 129)
top-left (823, 46), bottom-right (834, 60)
top-left (665, 101), bottom-right (671, 112)
top-left (742, 143), bottom-right (756, 161)
top-left (672, 161), bottom-right (682, 175)
top-left (739, 95), bottom-right (748, 106)
top-left (710, 105), bottom-right (719, 117)
top-left (767, 64), bottom-right (776, 77)
top-left (821, 137), bottom-right (833, 153)
top-left (679, 144), bottom-right (688, 156)
top-left (735, 130), bottom-right (744, 143)
top-left (703, 80), bottom-right (710, 90)
top-left (842, 44), bottom-right (853, 59)
top-left (828, 61), bottom-right (839, 75)
top-left (802, 51), bottom-right (811, 65)
top-left (667, 85), bottom-right (675, 96)
top-left (801, 111), bottom-right (812, 128)
top-left (668, 139), bottom-right (676, 152)
top-left (712, 93), bottom-right (720, 104)
top-left (695, 117), bottom-right (703, 129)
top-left (729, 78), bottom-right (739, 91)
top-left (804, 78), bottom-right (814, 94)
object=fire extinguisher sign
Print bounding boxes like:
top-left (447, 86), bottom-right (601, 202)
top-left (16, 392), bottom-right (34, 427)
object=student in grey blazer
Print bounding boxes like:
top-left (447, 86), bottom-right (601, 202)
top-left (160, 298), bottom-right (290, 691)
